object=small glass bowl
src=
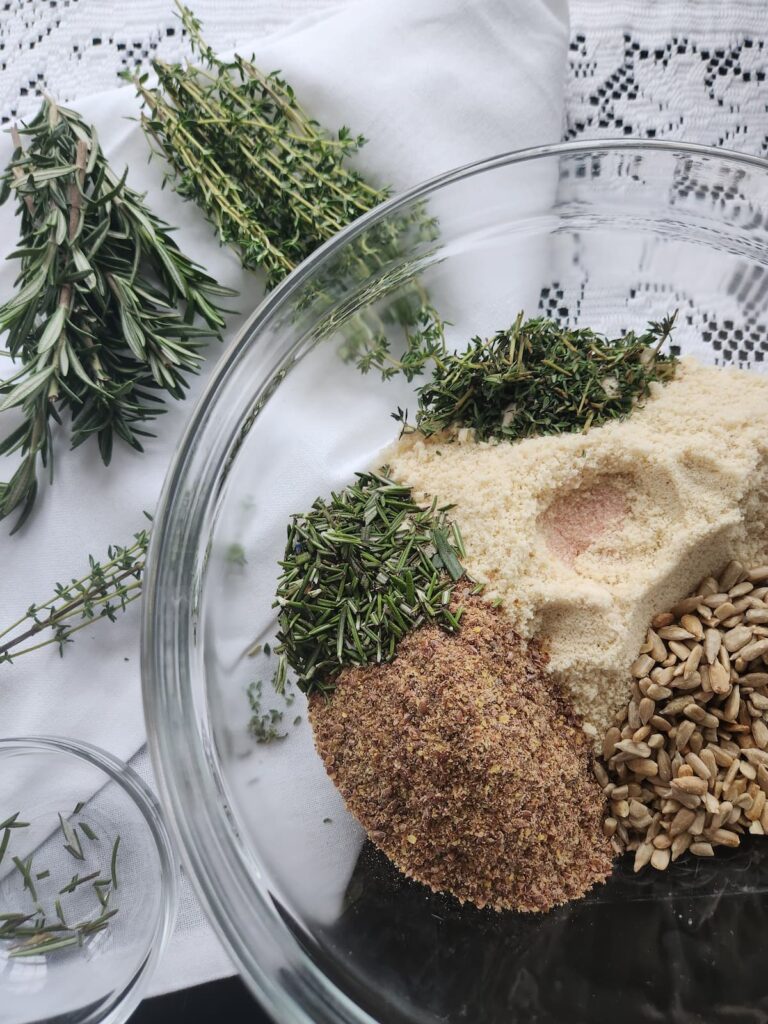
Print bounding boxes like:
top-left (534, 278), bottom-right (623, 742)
top-left (0, 737), bottom-right (177, 1024)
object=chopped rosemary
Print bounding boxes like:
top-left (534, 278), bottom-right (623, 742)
top-left (12, 856), bottom-right (37, 902)
top-left (396, 313), bottom-right (679, 442)
top-left (0, 812), bottom-right (29, 829)
top-left (0, 808), bottom-right (123, 960)
top-left (110, 836), bottom-right (120, 890)
top-left (58, 870), bottom-right (101, 895)
top-left (59, 812), bottom-right (84, 861)
top-left (78, 822), bottom-right (98, 842)
top-left (9, 934), bottom-right (81, 958)
top-left (272, 469), bottom-right (466, 694)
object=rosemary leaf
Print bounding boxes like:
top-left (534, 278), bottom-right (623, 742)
top-left (0, 99), bottom-right (235, 530)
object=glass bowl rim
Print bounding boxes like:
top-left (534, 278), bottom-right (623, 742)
top-left (141, 137), bottom-right (768, 1024)
top-left (0, 734), bottom-right (178, 1024)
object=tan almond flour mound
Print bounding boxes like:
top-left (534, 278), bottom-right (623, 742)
top-left (385, 359), bottom-right (768, 737)
top-left (309, 589), bottom-right (613, 912)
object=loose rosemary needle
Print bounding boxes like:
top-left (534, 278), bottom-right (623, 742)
top-left (0, 807), bottom-right (122, 957)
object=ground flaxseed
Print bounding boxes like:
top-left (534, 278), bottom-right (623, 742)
top-left (309, 589), bottom-right (613, 913)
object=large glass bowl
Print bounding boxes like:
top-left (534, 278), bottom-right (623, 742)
top-left (142, 141), bottom-right (768, 1024)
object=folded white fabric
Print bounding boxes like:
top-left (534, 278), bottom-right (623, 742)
top-left (0, 0), bottom-right (569, 995)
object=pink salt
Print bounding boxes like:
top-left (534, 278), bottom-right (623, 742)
top-left (540, 480), bottom-right (628, 565)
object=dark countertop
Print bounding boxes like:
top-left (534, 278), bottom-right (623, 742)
top-left (130, 976), bottom-right (270, 1024)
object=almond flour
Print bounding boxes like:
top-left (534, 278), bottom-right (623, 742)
top-left (385, 359), bottom-right (768, 736)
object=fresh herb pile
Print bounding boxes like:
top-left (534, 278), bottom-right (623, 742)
top-left (272, 469), bottom-right (468, 695)
top-left (127, 2), bottom-right (444, 380)
top-left (396, 312), bottom-right (678, 442)
top-left (0, 98), bottom-right (233, 529)
top-left (0, 806), bottom-right (121, 958)
top-left (0, 523), bottom-right (150, 664)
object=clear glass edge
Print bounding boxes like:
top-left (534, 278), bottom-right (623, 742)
top-left (0, 735), bottom-right (178, 1024)
top-left (141, 138), bottom-right (768, 1024)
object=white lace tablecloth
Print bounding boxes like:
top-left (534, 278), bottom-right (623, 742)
top-left (2, 0), bottom-right (768, 1000)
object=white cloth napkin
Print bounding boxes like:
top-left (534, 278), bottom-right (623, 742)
top-left (0, 0), bottom-right (569, 996)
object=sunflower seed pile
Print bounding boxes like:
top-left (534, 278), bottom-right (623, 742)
top-left (599, 560), bottom-right (768, 872)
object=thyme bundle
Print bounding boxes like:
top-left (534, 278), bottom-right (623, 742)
top-left (127, 3), bottom-right (444, 379)
top-left (0, 98), bottom-right (233, 529)
top-left (397, 313), bottom-right (679, 441)
top-left (273, 470), bottom-right (467, 695)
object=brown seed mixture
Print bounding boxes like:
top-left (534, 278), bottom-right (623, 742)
top-left (310, 587), bottom-right (613, 912)
top-left (601, 561), bottom-right (768, 871)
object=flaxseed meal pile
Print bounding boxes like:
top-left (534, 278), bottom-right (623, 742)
top-left (309, 588), bottom-right (613, 913)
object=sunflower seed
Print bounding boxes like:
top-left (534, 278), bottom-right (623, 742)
top-left (724, 625), bottom-right (753, 653)
top-left (709, 827), bottom-right (740, 848)
top-left (650, 847), bottom-right (671, 870)
top-left (658, 625), bottom-right (695, 642)
top-left (739, 638), bottom-right (768, 662)
top-left (690, 841), bottom-right (715, 857)
top-left (652, 612), bottom-right (675, 629)
top-left (715, 602), bottom-right (738, 621)
top-left (671, 775), bottom-right (707, 796)
top-left (753, 719), bottom-right (768, 750)
top-left (685, 751), bottom-right (712, 780)
top-left (719, 561), bottom-right (746, 591)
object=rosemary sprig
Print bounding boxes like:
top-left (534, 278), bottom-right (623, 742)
top-left (272, 469), bottom-right (466, 695)
top-left (0, 525), bottom-right (149, 663)
top-left (0, 98), bottom-right (235, 530)
top-left (396, 313), bottom-right (679, 442)
top-left (127, 3), bottom-right (444, 380)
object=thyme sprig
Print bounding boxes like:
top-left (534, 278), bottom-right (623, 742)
top-left (0, 97), bottom-right (234, 530)
top-left (0, 524), bottom-right (149, 663)
top-left (273, 469), bottom-right (466, 695)
top-left (396, 313), bottom-right (679, 441)
top-left (127, 3), bottom-right (444, 380)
